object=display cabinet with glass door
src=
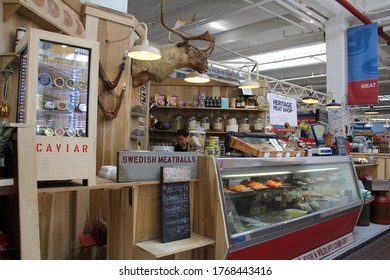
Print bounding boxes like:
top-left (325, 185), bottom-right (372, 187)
top-left (198, 156), bottom-right (363, 260)
top-left (16, 28), bottom-right (99, 185)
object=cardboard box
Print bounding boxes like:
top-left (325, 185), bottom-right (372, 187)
top-left (221, 97), bottom-right (229, 108)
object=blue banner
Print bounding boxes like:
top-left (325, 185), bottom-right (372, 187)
top-left (347, 23), bottom-right (378, 105)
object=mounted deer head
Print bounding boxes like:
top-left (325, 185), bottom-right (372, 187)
top-left (131, 0), bottom-right (215, 87)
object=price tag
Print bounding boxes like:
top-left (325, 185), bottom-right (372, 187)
top-left (264, 152), bottom-right (270, 158)
top-left (285, 152), bottom-right (291, 157)
top-left (277, 152), bottom-right (283, 157)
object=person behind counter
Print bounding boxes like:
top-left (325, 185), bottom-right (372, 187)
top-left (175, 129), bottom-right (189, 152)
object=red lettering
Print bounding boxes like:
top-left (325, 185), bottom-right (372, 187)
top-left (46, 144), bottom-right (52, 152)
top-left (56, 144), bottom-right (61, 152)
top-left (66, 144), bottom-right (69, 152)
top-left (82, 145), bottom-right (88, 153)
top-left (74, 145), bottom-right (80, 152)
top-left (36, 143), bottom-right (42, 152)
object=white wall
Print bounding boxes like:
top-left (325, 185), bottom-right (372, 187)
top-left (79, 0), bottom-right (128, 13)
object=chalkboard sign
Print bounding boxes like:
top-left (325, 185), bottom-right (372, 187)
top-left (335, 136), bottom-right (347, 156)
top-left (161, 166), bottom-right (191, 243)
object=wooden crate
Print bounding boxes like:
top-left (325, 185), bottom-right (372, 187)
top-left (229, 136), bottom-right (305, 157)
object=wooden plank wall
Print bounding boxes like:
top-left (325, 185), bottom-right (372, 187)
top-left (1, 1), bottom-right (143, 259)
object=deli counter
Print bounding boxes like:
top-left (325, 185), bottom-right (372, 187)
top-left (197, 156), bottom-right (363, 260)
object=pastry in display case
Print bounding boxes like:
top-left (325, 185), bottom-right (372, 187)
top-left (198, 156), bottom-right (363, 259)
top-left (15, 28), bottom-right (99, 184)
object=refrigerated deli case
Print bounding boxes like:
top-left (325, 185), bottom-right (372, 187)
top-left (198, 156), bottom-right (363, 260)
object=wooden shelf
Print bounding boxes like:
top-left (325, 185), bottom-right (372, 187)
top-left (36, 176), bottom-right (199, 193)
top-left (135, 232), bottom-right (215, 259)
top-left (354, 163), bottom-right (378, 168)
top-left (152, 105), bottom-right (267, 112)
top-left (152, 129), bottom-right (227, 134)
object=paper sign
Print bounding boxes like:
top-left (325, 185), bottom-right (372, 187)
top-left (268, 93), bottom-right (297, 127)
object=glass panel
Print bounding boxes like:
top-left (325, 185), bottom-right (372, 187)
top-left (36, 40), bottom-right (90, 137)
top-left (220, 162), bottom-right (359, 236)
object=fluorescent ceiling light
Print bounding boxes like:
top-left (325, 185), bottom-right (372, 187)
top-left (230, 43), bottom-right (326, 71)
top-left (209, 21), bottom-right (227, 30)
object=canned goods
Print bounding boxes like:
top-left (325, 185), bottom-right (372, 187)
top-left (209, 136), bottom-right (219, 147)
top-left (214, 146), bottom-right (220, 157)
top-left (205, 146), bottom-right (215, 156)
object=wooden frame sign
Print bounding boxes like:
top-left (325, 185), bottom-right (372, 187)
top-left (161, 166), bottom-right (191, 243)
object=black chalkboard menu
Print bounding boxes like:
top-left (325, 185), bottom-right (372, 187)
top-left (161, 166), bottom-right (191, 243)
top-left (335, 136), bottom-right (347, 156)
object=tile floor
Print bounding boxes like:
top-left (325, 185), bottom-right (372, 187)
top-left (325, 223), bottom-right (390, 260)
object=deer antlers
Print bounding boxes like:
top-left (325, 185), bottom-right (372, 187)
top-left (160, 0), bottom-right (215, 57)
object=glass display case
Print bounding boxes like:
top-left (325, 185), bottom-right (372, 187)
top-left (213, 156), bottom-right (363, 259)
top-left (15, 28), bottom-right (99, 184)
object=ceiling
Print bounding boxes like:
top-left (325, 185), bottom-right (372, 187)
top-left (127, 0), bottom-right (390, 116)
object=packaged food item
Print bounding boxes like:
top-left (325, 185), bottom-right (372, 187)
top-left (154, 94), bottom-right (166, 106)
top-left (166, 95), bottom-right (178, 106)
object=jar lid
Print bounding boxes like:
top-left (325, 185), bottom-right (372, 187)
top-left (213, 114), bottom-right (224, 120)
top-left (173, 114), bottom-right (183, 120)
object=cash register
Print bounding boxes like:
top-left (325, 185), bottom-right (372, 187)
top-left (310, 123), bottom-right (333, 156)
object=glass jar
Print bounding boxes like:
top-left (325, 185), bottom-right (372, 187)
top-left (188, 126), bottom-right (206, 154)
top-left (212, 114), bottom-right (225, 132)
top-left (252, 116), bottom-right (264, 132)
top-left (187, 115), bottom-right (198, 129)
top-left (200, 115), bottom-right (210, 131)
top-left (227, 115), bottom-right (237, 126)
top-left (172, 114), bottom-right (184, 131)
top-left (239, 117), bottom-right (251, 132)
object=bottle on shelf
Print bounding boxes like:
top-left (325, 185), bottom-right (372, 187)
top-left (236, 98), bottom-right (241, 108)
top-left (217, 97), bottom-right (221, 108)
top-left (241, 97), bottom-right (246, 108)
top-left (205, 96), bottom-right (210, 107)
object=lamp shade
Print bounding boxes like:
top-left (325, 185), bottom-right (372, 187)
top-left (127, 39), bottom-right (161, 60)
top-left (184, 72), bottom-right (210, 83)
top-left (326, 99), bottom-right (341, 109)
top-left (364, 105), bottom-right (379, 115)
top-left (302, 95), bottom-right (319, 104)
top-left (239, 65), bottom-right (260, 89)
top-left (238, 79), bottom-right (260, 89)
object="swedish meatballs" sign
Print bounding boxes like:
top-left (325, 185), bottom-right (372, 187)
top-left (117, 151), bottom-right (198, 182)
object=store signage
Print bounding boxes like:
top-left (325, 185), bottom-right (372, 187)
top-left (268, 93), bottom-right (297, 127)
top-left (347, 23), bottom-right (378, 105)
top-left (294, 232), bottom-right (355, 260)
top-left (117, 151), bottom-right (198, 182)
top-left (298, 113), bottom-right (316, 124)
top-left (207, 65), bottom-right (239, 80)
top-left (161, 166), bottom-right (191, 243)
top-left (36, 142), bottom-right (88, 153)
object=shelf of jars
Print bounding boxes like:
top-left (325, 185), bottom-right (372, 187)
top-left (151, 129), bottom-right (227, 134)
top-left (151, 105), bottom-right (267, 112)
